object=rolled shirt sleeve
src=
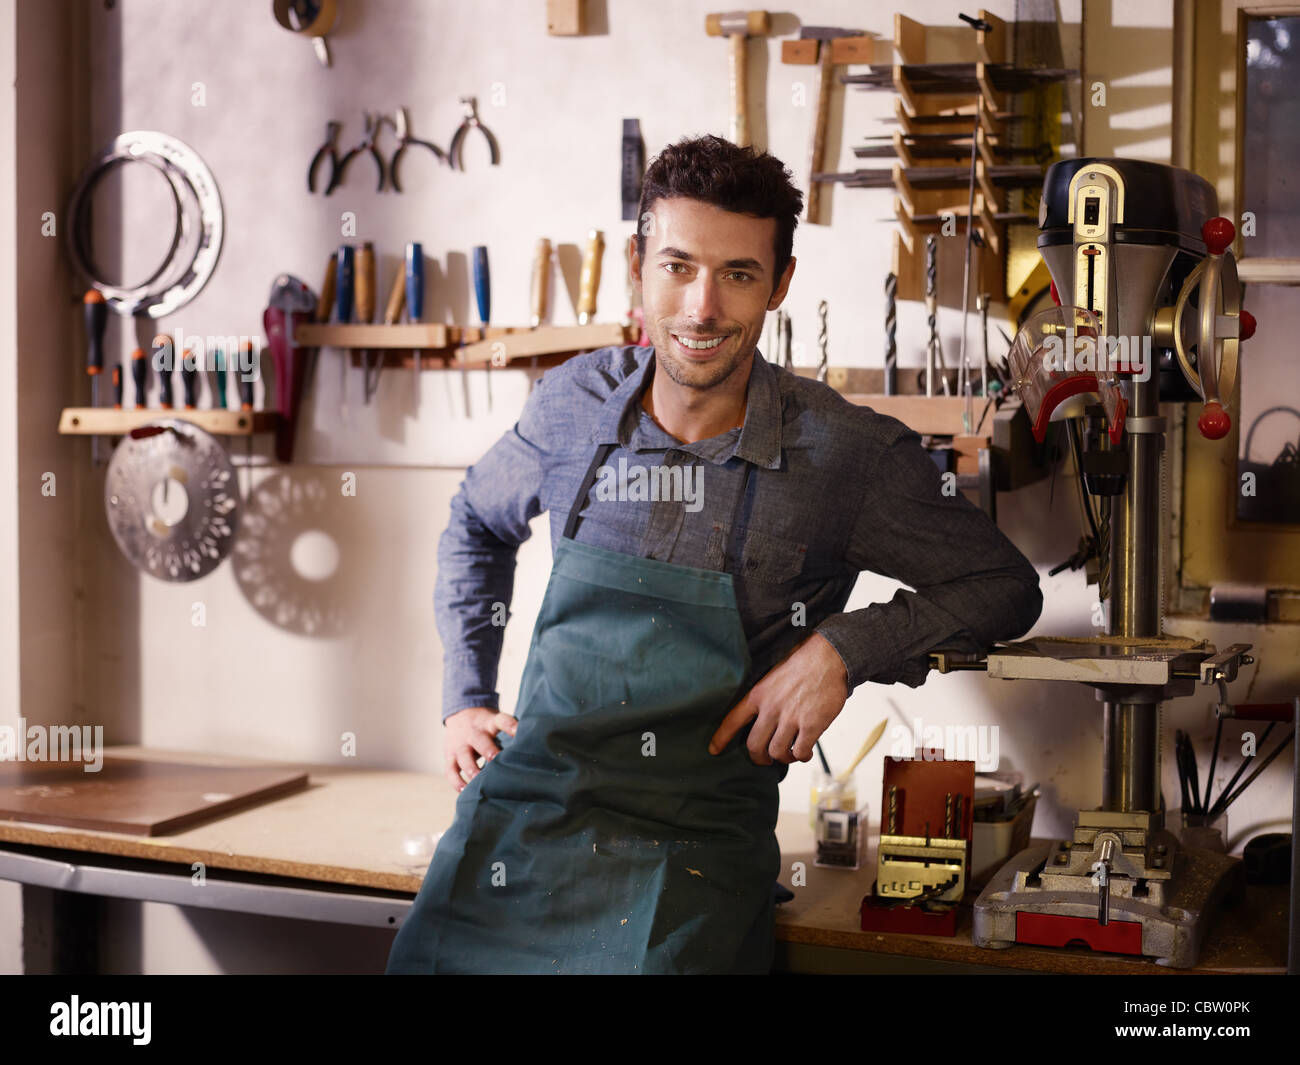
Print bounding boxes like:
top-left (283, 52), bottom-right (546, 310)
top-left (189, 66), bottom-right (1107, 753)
top-left (815, 425), bottom-right (1043, 691)
top-left (435, 378), bottom-right (553, 721)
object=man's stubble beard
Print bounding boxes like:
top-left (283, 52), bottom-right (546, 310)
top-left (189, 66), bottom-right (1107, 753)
top-left (652, 326), bottom-right (754, 392)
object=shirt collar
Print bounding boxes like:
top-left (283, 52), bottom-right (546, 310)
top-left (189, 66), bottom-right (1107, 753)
top-left (589, 346), bottom-right (783, 469)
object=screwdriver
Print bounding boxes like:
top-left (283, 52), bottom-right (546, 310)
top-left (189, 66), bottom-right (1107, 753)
top-left (153, 334), bottom-right (174, 409)
top-left (131, 347), bottom-right (148, 409)
top-left (356, 241), bottom-right (376, 403)
top-left (83, 289), bottom-right (108, 464)
top-left (112, 364), bottom-right (122, 408)
top-left (181, 341), bottom-right (199, 409)
top-left (406, 242), bottom-right (423, 384)
top-left (210, 346), bottom-right (227, 409)
top-left (239, 340), bottom-right (255, 480)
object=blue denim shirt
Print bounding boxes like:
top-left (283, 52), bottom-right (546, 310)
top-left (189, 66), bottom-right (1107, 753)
top-left (436, 345), bottom-right (1042, 720)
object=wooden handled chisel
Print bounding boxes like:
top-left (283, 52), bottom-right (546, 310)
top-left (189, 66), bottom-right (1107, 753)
top-left (531, 238), bottom-right (551, 328)
top-left (406, 242), bottom-right (424, 385)
top-left (577, 229), bottom-right (604, 325)
top-left (356, 241), bottom-right (376, 402)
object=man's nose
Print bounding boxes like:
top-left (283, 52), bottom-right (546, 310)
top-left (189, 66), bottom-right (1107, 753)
top-left (684, 273), bottom-right (722, 323)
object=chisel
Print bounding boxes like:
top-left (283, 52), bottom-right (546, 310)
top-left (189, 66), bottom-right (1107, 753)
top-left (357, 241), bottom-right (377, 402)
top-left (379, 259), bottom-right (405, 398)
top-left (83, 289), bottom-right (108, 464)
top-left (335, 244), bottom-right (355, 417)
top-left (406, 242), bottom-right (424, 384)
top-left (531, 238), bottom-right (551, 328)
top-left (472, 244), bottom-right (491, 409)
top-left (577, 229), bottom-right (604, 325)
top-left (304, 251), bottom-right (337, 400)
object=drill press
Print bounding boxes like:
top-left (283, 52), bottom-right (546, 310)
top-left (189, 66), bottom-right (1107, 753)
top-left (969, 158), bottom-right (1258, 968)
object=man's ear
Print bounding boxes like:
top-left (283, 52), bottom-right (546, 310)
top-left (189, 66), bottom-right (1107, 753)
top-left (627, 234), bottom-right (642, 287)
top-left (767, 255), bottom-right (797, 310)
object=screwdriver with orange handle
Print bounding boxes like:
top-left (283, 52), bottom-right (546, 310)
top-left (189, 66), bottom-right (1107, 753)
top-left (181, 340), bottom-right (199, 409)
top-left (153, 334), bottom-right (174, 409)
top-left (83, 289), bottom-right (108, 463)
top-left (131, 347), bottom-right (148, 410)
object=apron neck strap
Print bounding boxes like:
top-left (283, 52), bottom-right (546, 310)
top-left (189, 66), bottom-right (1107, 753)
top-left (564, 443), bottom-right (757, 577)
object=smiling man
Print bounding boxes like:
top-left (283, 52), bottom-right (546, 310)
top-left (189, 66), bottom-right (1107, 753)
top-left (386, 134), bottom-right (1042, 975)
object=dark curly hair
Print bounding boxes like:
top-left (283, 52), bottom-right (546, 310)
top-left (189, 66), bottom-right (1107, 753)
top-left (636, 135), bottom-right (803, 294)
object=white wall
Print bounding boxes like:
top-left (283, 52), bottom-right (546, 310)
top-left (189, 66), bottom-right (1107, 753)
top-left (0, 0), bottom-right (22, 977)
top-left (5, 0), bottom-right (1293, 974)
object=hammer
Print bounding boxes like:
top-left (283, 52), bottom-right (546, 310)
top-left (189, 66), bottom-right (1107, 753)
top-left (705, 10), bottom-right (771, 147)
top-left (784, 26), bottom-right (868, 224)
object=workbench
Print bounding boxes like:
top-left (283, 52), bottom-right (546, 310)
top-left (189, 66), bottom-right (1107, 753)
top-left (0, 748), bottom-right (1286, 974)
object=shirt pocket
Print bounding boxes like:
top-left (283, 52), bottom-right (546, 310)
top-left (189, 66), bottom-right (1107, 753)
top-left (738, 529), bottom-right (808, 585)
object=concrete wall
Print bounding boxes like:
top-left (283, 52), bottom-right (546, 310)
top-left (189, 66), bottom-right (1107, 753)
top-left (2, 0), bottom-right (1293, 974)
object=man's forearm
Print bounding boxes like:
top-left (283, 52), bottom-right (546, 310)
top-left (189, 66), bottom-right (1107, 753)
top-left (815, 564), bottom-right (1042, 691)
top-left (435, 491), bottom-right (521, 721)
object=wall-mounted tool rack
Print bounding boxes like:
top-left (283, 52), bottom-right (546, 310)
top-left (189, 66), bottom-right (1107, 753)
top-left (59, 408), bottom-right (279, 437)
top-left (887, 10), bottom-right (1012, 304)
top-left (296, 321), bottom-right (636, 372)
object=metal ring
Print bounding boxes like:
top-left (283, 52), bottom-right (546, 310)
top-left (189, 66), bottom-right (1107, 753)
top-left (65, 131), bottom-right (224, 318)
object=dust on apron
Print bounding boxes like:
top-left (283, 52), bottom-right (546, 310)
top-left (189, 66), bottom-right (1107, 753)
top-left (387, 442), bottom-right (782, 974)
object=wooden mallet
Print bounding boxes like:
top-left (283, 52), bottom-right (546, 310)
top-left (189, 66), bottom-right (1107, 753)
top-left (705, 10), bottom-right (771, 147)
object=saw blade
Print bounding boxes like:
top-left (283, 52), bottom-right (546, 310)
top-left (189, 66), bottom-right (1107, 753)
top-left (105, 419), bottom-right (240, 581)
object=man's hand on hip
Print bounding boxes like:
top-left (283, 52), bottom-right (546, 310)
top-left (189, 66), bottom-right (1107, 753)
top-left (443, 707), bottom-right (518, 792)
top-left (708, 631), bottom-right (849, 765)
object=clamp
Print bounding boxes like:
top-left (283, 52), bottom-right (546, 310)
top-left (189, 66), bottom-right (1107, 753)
top-left (328, 112), bottom-right (387, 194)
top-left (389, 106), bottom-right (447, 192)
top-left (448, 96), bottom-right (500, 171)
top-left (308, 120), bottom-right (342, 194)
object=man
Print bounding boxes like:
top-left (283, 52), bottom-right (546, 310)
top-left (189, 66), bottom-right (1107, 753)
top-left (387, 135), bottom-right (1042, 975)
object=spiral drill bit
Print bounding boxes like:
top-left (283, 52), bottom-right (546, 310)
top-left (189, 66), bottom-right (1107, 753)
top-left (884, 272), bottom-right (898, 395)
top-left (925, 236), bottom-right (939, 396)
top-left (1098, 497), bottom-right (1112, 604)
top-left (816, 300), bottom-right (829, 383)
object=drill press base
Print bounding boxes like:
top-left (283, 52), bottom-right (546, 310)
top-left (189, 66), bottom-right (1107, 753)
top-left (973, 839), bottom-right (1243, 968)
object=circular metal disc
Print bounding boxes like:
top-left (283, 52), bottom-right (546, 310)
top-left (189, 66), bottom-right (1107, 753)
top-left (65, 131), bottom-right (224, 318)
top-left (105, 420), bottom-right (240, 582)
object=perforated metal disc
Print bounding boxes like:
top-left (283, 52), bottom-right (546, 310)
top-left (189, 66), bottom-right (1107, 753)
top-left (104, 420), bottom-right (240, 582)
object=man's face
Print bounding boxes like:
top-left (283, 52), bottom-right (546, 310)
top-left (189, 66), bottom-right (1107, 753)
top-left (631, 197), bottom-right (794, 391)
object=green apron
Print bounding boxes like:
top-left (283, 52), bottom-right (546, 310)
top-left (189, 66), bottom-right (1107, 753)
top-left (387, 443), bottom-right (781, 974)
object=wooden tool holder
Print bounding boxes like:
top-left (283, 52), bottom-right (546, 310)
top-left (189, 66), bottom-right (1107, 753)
top-left (889, 9), bottom-right (1010, 304)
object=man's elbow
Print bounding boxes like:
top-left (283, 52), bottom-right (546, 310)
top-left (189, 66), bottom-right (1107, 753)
top-left (1003, 566), bottom-right (1043, 642)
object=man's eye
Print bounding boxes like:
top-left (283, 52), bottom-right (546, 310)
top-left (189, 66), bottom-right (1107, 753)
top-left (726, 272), bottom-right (753, 282)
top-left (663, 263), bottom-right (687, 274)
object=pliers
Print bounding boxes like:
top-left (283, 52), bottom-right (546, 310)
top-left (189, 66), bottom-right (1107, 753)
top-left (448, 96), bottom-right (500, 171)
top-left (389, 106), bottom-right (447, 192)
top-left (307, 120), bottom-right (342, 193)
top-left (328, 112), bottom-right (387, 194)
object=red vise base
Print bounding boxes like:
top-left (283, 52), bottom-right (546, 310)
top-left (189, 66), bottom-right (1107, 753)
top-left (860, 892), bottom-right (960, 937)
top-left (1015, 911), bottom-right (1143, 955)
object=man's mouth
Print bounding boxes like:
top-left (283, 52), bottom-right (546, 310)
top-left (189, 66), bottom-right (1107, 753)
top-left (671, 332), bottom-right (728, 352)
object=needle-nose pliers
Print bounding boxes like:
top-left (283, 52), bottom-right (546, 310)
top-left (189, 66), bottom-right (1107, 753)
top-left (328, 112), bottom-right (387, 194)
top-left (448, 96), bottom-right (500, 171)
top-left (389, 107), bottom-right (448, 192)
top-left (307, 120), bottom-right (342, 193)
